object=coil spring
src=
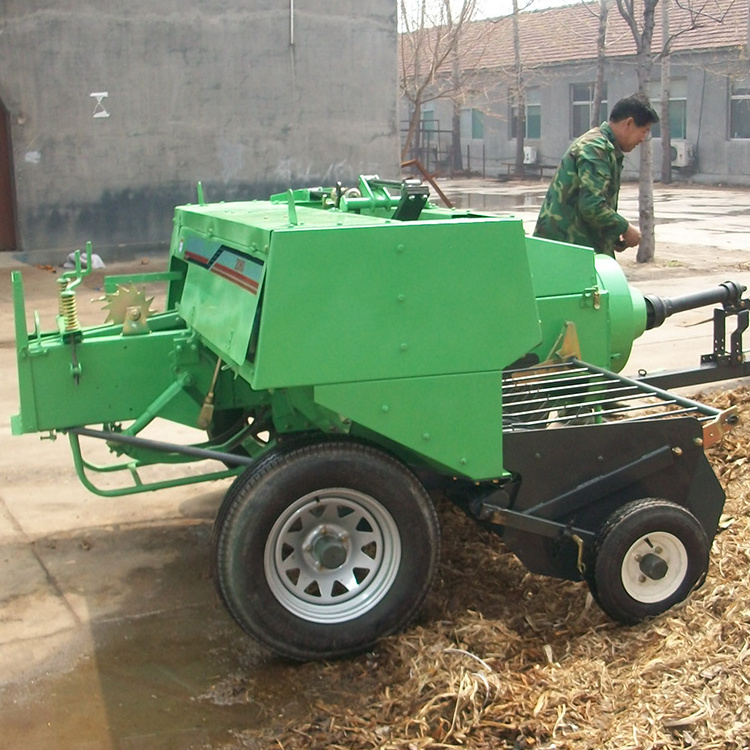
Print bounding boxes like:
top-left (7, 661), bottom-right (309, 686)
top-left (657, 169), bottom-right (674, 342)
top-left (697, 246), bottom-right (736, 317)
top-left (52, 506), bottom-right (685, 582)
top-left (57, 277), bottom-right (68, 317)
top-left (60, 289), bottom-right (80, 332)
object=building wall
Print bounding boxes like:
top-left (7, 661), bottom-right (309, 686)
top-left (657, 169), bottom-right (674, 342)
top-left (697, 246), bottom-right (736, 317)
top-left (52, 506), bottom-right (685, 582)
top-left (403, 48), bottom-right (750, 186)
top-left (0, 1), bottom-right (399, 260)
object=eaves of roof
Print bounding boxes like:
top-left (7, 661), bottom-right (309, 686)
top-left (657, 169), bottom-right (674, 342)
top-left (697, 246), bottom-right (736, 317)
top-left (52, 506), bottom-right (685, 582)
top-left (401, 0), bottom-right (748, 77)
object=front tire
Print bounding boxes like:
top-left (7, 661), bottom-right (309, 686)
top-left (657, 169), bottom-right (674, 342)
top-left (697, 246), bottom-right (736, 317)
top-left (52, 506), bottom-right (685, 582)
top-left (212, 440), bottom-right (440, 660)
top-left (590, 498), bottom-right (709, 625)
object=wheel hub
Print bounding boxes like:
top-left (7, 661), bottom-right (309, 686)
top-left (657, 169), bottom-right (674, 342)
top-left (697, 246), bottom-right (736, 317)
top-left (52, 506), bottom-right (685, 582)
top-left (621, 531), bottom-right (688, 603)
top-left (638, 552), bottom-right (668, 580)
top-left (311, 530), bottom-right (349, 569)
top-left (264, 488), bottom-right (402, 623)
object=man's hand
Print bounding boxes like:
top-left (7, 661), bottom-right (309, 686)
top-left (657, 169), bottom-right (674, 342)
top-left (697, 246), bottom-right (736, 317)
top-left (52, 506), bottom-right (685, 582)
top-left (618, 223), bottom-right (641, 250)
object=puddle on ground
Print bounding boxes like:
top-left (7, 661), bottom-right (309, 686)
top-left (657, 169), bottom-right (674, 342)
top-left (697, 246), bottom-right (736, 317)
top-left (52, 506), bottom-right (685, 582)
top-left (0, 605), bottom-right (361, 750)
top-left (445, 191), bottom-right (542, 212)
top-left (0, 521), bottom-right (362, 750)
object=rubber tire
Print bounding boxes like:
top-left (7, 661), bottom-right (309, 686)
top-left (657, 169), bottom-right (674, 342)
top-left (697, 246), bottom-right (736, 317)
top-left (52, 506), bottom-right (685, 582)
top-left (210, 433), bottom-right (322, 581)
top-left (590, 498), bottom-right (709, 625)
top-left (212, 440), bottom-right (440, 661)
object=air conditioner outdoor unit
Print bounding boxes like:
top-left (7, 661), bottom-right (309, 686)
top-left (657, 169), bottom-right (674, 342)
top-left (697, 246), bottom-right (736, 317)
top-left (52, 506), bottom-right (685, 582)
top-left (523, 146), bottom-right (538, 165)
top-left (670, 141), bottom-right (694, 168)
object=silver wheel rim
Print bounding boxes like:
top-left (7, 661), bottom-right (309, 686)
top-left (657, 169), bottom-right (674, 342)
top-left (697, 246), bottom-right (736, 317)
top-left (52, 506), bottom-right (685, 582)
top-left (264, 488), bottom-right (402, 623)
top-left (620, 531), bottom-right (688, 603)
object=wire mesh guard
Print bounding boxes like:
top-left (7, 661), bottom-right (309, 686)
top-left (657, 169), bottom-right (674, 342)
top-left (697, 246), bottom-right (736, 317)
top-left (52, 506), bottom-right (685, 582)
top-left (501, 358), bottom-right (737, 446)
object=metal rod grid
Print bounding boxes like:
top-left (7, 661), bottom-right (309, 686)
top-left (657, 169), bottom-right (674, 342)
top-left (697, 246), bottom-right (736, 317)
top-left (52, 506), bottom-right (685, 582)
top-left (502, 359), bottom-right (722, 432)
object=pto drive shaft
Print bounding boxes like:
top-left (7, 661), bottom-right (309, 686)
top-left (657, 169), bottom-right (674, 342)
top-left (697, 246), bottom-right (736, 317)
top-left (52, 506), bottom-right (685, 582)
top-left (644, 280), bottom-right (748, 329)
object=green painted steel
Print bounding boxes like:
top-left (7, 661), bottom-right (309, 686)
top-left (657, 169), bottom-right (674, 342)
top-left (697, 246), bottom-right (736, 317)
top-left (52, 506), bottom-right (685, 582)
top-left (11, 176), bottom-right (660, 488)
top-left (316, 371), bottom-right (505, 480)
top-left (253, 216), bottom-right (541, 389)
top-left (525, 236), bottom-right (647, 371)
top-left (595, 254), bottom-right (648, 371)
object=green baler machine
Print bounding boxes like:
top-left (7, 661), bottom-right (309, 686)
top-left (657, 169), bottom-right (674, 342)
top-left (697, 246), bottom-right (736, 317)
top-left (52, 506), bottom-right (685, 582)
top-left (11, 176), bottom-right (749, 660)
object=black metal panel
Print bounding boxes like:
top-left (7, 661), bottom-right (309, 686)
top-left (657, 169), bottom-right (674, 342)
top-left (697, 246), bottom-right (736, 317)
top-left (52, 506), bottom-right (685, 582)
top-left (497, 417), bottom-right (725, 582)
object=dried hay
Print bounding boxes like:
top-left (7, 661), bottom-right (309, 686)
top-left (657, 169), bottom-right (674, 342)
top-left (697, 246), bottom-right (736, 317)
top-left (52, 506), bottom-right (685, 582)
top-left (222, 387), bottom-right (750, 750)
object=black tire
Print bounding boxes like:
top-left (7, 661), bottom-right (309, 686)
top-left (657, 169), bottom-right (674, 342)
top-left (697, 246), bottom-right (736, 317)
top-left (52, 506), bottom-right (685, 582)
top-left (210, 433), bottom-right (321, 581)
top-left (212, 440), bottom-right (440, 660)
top-left (590, 498), bottom-right (709, 625)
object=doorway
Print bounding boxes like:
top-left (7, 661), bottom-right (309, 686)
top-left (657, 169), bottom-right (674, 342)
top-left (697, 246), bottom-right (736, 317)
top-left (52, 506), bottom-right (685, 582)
top-left (0, 99), bottom-right (18, 251)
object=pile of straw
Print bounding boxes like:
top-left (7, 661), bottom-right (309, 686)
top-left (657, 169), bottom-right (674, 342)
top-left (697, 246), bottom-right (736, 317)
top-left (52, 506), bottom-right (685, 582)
top-left (224, 387), bottom-right (750, 749)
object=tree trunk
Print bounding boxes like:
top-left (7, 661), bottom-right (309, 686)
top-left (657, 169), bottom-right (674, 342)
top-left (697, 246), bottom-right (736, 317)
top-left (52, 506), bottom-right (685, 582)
top-left (660, 0), bottom-right (672, 184)
top-left (592, 0), bottom-right (609, 128)
top-left (401, 102), bottom-right (422, 163)
top-left (451, 52), bottom-right (463, 174)
top-left (636, 27), bottom-right (656, 263)
top-left (451, 101), bottom-right (462, 174)
top-left (512, 0), bottom-right (525, 178)
top-left (637, 136), bottom-right (656, 263)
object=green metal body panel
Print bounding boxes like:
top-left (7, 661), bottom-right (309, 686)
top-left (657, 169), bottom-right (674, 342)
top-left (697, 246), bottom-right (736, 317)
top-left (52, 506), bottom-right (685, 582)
top-left (525, 237), bottom-right (647, 371)
top-left (595, 254), bottom-right (648, 370)
top-left (252, 216), bottom-right (541, 389)
top-left (315, 371), bottom-right (504, 480)
top-left (11, 176), bottom-right (657, 489)
top-left (14, 327), bottom-right (192, 433)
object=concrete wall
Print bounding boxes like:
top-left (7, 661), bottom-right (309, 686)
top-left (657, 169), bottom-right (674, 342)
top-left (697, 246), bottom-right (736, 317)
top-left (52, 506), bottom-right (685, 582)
top-left (0, 1), bottom-right (399, 260)
top-left (403, 49), bottom-right (750, 186)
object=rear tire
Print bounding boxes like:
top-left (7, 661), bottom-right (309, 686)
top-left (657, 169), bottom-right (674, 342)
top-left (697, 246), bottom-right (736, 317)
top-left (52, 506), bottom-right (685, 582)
top-left (590, 498), bottom-right (709, 624)
top-left (212, 440), bottom-right (440, 660)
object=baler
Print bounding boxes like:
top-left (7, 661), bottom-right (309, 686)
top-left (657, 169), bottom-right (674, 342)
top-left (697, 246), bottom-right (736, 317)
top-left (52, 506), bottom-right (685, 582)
top-left (11, 175), bottom-right (750, 660)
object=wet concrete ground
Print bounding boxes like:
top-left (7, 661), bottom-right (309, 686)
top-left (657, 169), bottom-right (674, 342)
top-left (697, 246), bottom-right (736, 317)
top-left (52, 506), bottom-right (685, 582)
top-left (2, 179), bottom-right (750, 749)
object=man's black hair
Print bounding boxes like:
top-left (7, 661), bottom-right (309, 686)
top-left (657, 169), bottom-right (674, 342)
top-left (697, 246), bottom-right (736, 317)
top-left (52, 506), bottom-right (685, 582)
top-left (609, 94), bottom-right (660, 126)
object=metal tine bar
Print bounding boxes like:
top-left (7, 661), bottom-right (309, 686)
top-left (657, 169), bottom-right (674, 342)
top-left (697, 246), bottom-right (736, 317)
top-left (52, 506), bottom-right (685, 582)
top-left (504, 405), bottom-right (707, 431)
top-left (502, 366), bottom-right (594, 385)
top-left (502, 369), bottom-right (601, 388)
top-left (504, 361), bottom-right (586, 376)
top-left (611, 407), bottom-right (711, 424)
top-left (502, 383), bottom-right (640, 410)
top-left (552, 398), bottom-right (671, 418)
top-left (572, 357), bottom-right (723, 417)
top-left (504, 405), bottom-right (568, 419)
top-left (504, 380), bottom-right (635, 401)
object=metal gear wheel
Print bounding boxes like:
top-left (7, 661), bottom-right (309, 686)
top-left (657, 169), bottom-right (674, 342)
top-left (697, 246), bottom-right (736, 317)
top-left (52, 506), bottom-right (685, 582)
top-left (102, 284), bottom-right (156, 325)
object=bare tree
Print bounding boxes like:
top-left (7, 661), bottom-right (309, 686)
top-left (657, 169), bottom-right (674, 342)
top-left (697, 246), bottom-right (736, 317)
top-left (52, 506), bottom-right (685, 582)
top-left (399, 0), bottom-right (479, 163)
top-left (592, 0), bottom-right (611, 128)
top-left (511, 0), bottom-right (527, 176)
top-left (660, 0), bottom-right (672, 184)
top-left (656, 0), bottom-right (736, 185)
top-left (617, 0), bottom-right (735, 261)
top-left (616, 0), bottom-right (658, 263)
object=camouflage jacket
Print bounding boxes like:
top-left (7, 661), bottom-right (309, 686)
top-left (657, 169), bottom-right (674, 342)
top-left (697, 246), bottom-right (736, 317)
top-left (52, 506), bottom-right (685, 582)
top-left (534, 122), bottom-right (629, 257)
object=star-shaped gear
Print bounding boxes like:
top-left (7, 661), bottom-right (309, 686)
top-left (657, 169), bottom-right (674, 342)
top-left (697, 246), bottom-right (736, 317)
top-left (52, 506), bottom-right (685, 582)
top-left (102, 284), bottom-right (156, 325)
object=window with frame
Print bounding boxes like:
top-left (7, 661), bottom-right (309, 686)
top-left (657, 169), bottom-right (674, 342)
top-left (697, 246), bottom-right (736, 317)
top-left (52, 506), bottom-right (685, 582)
top-left (510, 87), bottom-right (541, 139)
top-left (648, 79), bottom-right (687, 139)
top-left (572, 83), bottom-right (608, 137)
top-left (460, 108), bottom-right (485, 139)
top-left (730, 80), bottom-right (750, 139)
top-left (421, 108), bottom-right (437, 132)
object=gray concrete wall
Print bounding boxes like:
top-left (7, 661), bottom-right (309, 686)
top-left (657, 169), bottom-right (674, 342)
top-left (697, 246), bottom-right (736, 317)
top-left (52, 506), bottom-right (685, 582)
top-left (401, 49), bottom-right (750, 186)
top-left (0, 1), bottom-right (399, 260)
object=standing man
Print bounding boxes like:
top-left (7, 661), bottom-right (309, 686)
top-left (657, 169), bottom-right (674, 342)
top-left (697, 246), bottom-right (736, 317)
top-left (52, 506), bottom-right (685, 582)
top-left (534, 94), bottom-right (659, 258)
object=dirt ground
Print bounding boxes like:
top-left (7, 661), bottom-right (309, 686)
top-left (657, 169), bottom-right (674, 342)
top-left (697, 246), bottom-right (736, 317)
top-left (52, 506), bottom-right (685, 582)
top-left (1, 180), bottom-right (750, 749)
